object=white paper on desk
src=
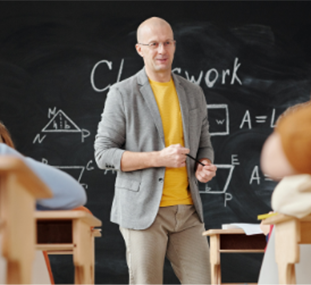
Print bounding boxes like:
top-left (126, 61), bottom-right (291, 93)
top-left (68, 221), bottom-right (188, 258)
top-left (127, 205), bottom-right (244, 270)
top-left (222, 223), bottom-right (263, 235)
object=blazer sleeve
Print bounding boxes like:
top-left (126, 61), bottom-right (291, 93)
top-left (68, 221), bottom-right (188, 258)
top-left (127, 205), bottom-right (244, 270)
top-left (196, 87), bottom-right (214, 163)
top-left (0, 143), bottom-right (87, 210)
top-left (94, 86), bottom-right (126, 171)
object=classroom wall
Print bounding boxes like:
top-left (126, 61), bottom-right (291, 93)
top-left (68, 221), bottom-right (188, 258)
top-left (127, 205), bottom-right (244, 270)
top-left (0, 1), bottom-right (311, 283)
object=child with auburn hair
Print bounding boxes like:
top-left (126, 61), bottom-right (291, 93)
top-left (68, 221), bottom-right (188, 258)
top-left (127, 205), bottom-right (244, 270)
top-left (0, 122), bottom-right (14, 148)
top-left (0, 121), bottom-right (88, 284)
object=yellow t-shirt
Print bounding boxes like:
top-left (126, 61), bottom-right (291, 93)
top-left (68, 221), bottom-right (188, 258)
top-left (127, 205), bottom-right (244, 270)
top-left (149, 78), bottom-right (193, 207)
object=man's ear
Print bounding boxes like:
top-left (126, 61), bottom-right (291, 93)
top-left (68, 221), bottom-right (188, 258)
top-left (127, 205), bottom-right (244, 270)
top-left (135, 44), bottom-right (144, 58)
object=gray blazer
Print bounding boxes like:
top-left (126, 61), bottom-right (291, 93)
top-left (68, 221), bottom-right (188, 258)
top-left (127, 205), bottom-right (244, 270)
top-left (94, 68), bottom-right (214, 230)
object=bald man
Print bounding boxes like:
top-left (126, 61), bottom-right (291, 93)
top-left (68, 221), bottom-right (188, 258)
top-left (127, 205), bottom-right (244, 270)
top-left (95, 17), bottom-right (216, 284)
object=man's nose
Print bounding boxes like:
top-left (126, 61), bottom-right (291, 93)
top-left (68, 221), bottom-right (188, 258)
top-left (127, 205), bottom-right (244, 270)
top-left (157, 43), bottom-right (166, 53)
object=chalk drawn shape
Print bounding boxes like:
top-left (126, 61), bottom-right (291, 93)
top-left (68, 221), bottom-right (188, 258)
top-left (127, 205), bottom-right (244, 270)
top-left (42, 110), bottom-right (81, 133)
top-left (41, 159), bottom-right (94, 189)
top-left (199, 164), bottom-right (234, 194)
top-left (34, 109), bottom-right (91, 143)
top-left (55, 166), bottom-right (85, 183)
top-left (207, 104), bottom-right (229, 136)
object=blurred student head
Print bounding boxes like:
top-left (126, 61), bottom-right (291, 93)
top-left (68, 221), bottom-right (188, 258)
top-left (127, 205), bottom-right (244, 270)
top-left (261, 100), bottom-right (311, 179)
top-left (276, 100), bottom-right (311, 125)
top-left (0, 122), bottom-right (15, 148)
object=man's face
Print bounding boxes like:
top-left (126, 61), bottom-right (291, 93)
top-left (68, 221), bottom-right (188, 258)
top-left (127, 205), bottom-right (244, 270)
top-left (136, 24), bottom-right (175, 78)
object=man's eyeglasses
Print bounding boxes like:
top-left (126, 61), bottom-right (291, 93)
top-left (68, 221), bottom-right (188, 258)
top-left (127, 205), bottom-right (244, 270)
top-left (138, 40), bottom-right (176, 50)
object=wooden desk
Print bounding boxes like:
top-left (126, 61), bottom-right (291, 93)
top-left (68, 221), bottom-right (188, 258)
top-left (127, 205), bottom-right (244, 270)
top-left (203, 229), bottom-right (266, 285)
top-left (263, 213), bottom-right (311, 284)
top-left (35, 210), bottom-right (102, 284)
top-left (0, 156), bottom-right (53, 284)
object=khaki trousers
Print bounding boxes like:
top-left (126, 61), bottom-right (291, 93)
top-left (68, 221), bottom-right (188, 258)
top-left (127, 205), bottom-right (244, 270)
top-left (120, 205), bottom-right (211, 284)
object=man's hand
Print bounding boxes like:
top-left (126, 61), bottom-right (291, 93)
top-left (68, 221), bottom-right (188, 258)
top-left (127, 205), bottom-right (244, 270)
top-left (158, 144), bottom-right (190, 168)
top-left (195, 159), bottom-right (217, 183)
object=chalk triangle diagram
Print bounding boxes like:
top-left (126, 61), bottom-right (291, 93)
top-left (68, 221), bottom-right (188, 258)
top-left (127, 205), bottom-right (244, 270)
top-left (42, 110), bottom-right (81, 133)
top-left (199, 165), bottom-right (234, 194)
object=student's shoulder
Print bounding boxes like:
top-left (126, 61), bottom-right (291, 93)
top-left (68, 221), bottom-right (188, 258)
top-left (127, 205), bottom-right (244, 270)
top-left (0, 143), bottom-right (21, 156)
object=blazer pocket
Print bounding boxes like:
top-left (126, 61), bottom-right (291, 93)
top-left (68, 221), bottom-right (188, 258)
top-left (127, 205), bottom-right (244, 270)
top-left (115, 179), bottom-right (140, 192)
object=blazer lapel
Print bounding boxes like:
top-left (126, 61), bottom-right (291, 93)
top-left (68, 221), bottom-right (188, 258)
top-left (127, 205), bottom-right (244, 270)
top-left (173, 73), bottom-right (190, 149)
top-left (137, 69), bottom-right (165, 143)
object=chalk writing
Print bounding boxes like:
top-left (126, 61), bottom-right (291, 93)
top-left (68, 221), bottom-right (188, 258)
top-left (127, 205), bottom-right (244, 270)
top-left (240, 110), bottom-right (252, 129)
top-left (91, 57), bottom-right (242, 92)
top-left (231, 154), bottom-right (240, 165)
top-left (249, 165), bottom-right (260, 185)
top-left (240, 108), bottom-right (281, 129)
top-left (224, 193), bottom-right (233, 207)
top-left (184, 70), bottom-right (203, 85)
top-left (173, 57), bottom-right (242, 88)
top-left (90, 59), bottom-right (124, 92)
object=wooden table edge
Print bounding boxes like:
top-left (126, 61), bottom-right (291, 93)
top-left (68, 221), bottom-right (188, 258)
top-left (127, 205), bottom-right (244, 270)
top-left (203, 228), bottom-right (250, 236)
top-left (35, 210), bottom-right (102, 227)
